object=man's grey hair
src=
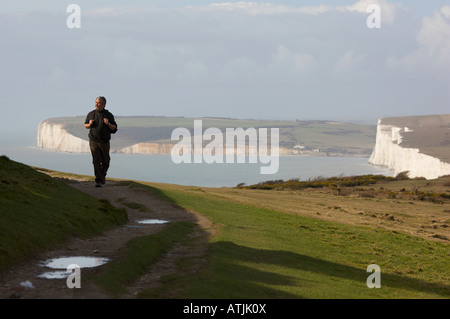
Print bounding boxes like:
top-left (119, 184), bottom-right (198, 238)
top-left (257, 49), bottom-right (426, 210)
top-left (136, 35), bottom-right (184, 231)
top-left (96, 96), bottom-right (107, 105)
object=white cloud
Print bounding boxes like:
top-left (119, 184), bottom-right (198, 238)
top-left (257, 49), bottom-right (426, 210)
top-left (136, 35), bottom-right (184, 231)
top-left (293, 53), bottom-right (316, 71)
top-left (387, 5), bottom-right (450, 79)
top-left (83, 7), bottom-right (141, 17)
top-left (192, 2), bottom-right (333, 15)
top-left (176, 61), bottom-right (209, 83)
top-left (190, 0), bottom-right (402, 24)
top-left (0, 0), bottom-right (449, 126)
top-left (417, 5), bottom-right (450, 59)
top-left (334, 51), bottom-right (365, 72)
top-left (344, 0), bottom-right (401, 24)
top-left (221, 56), bottom-right (261, 83)
top-left (271, 45), bottom-right (316, 73)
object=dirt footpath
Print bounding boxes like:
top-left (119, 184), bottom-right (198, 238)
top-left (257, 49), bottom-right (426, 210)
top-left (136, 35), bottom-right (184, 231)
top-left (0, 180), bottom-right (211, 299)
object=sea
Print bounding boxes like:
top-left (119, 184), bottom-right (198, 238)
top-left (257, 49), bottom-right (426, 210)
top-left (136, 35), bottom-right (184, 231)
top-left (0, 139), bottom-right (394, 188)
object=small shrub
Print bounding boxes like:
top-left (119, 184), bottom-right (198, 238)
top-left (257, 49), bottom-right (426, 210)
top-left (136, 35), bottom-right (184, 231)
top-left (360, 191), bottom-right (376, 198)
top-left (395, 171), bottom-right (410, 180)
top-left (386, 191), bottom-right (397, 199)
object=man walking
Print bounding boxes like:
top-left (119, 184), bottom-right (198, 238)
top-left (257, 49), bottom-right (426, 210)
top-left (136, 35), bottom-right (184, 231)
top-left (84, 96), bottom-right (118, 187)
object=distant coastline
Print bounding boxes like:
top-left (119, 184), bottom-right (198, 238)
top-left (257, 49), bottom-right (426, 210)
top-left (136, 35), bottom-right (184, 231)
top-left (36, 114), bottom-right (450, 180)
top-left (37, 116), bottom-right (376, 158)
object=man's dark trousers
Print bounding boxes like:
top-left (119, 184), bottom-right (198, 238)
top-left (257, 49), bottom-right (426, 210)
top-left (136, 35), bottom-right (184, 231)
top-left (89, 140), bottom-right (110, 184)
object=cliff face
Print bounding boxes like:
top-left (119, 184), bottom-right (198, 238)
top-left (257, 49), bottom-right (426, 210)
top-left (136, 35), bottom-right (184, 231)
top-left (369, 118), bottom-right (450, 179)
top-left (37, 120), bottom-right (90, 153)
top-left (37, 116), bottom-right (377, 158)
top-left (37, 120), bottom-right (299, 156)
top-left (117, 143), bottom-right (174, 155)
top-left (116, 143), bottom-right (295, 155)
top-left (37, 117), bottom-right (375, 158)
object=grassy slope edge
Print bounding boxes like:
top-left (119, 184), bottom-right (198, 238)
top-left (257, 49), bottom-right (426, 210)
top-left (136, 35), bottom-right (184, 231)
top-left (0, 156), bottom-right (128, 272)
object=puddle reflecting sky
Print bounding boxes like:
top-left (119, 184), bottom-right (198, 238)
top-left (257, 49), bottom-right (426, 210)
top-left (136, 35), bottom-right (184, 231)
top-left (41, 256), bottom-right (110, 269)
top-left (137, 219), bottom-right (169, 224)
top-left (37, 271), bottom-right (73, 279)
top-left (38, 256), bottom-right (110, 279)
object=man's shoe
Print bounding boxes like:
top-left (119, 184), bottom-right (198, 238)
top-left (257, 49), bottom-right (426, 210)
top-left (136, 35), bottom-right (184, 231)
top-left (95, 183), bottom-right (102, 188)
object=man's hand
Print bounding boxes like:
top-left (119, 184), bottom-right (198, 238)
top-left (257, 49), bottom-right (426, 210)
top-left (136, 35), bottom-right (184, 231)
top-left (104, 118), bottom-right (116, 131)
top-left (84, 120), bottom-right (94, 129)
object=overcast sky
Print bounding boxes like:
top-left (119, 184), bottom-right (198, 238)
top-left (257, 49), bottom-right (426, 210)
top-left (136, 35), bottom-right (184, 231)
top-left (1, 0), bottom-right (449, 141)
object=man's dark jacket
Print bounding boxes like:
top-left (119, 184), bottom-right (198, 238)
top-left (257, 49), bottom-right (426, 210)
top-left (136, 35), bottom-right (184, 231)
top-left (84, 109), bottom-right (118, 143)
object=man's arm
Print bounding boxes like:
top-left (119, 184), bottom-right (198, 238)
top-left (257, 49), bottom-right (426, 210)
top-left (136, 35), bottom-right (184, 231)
top-left (103, 118), bottom-right (117, 131)
top-left (84, 120), bottom-right (94, 129)
top-left (84, 111), bottom-right (94, 129)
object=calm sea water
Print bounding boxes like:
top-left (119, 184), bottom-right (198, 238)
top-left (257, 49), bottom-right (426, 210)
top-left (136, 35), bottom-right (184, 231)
top-left (1, 144), bottom-right (393, 187)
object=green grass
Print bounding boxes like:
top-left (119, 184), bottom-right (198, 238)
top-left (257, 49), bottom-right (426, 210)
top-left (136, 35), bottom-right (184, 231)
top-left (0, 156), bottom-right (128, 272)
top-left (135, 182), bottom-right (450, 299)
top-left (117, 198), bottom-right (151, 212)
top-left (241, 174), bottom-right (397, 190)
top-left (2, 158), bottom-right (448, 298)
top-left (88, 221), bottom-right (196, 297)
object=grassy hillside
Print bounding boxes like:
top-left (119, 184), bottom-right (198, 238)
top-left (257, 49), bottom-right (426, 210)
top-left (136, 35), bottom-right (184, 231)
top-left (130, 178), bottom-right (449, 299)
top-left (0, 156), bottom-right (128, 272)
top-left (2, 158), bottom-right (448, 298)
top-left (46, 116), bottom-right (376, 156)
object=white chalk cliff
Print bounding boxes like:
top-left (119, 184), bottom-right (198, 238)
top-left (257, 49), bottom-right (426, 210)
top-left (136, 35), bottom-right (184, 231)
top-left (117, 142), bottom-right (174, 155)
top-left (369, 119), bottom-right (450, 179)
top-left (37, 120), bottom-right (90, 153)
top-left (37, 120), bottom-right (298, 156)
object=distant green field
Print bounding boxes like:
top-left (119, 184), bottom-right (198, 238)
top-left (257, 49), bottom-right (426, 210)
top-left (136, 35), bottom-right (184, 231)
top-left (45, 116), bottom-right (376, 156)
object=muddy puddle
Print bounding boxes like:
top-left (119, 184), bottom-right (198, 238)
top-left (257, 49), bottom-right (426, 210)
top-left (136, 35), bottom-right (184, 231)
top-left (37, 256), bottom-right (110, 279)
top-left (136, 219), bottom-right (169, 224)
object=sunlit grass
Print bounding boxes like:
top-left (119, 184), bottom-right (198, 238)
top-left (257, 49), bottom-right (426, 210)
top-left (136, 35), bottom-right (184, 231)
top-left (136, 182), bottom-right (450, 299)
